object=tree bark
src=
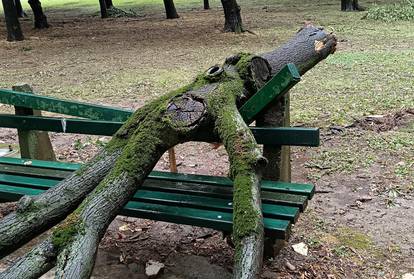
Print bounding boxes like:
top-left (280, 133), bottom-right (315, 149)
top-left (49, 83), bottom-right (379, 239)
top-left (15, 0), bottom-right (27, 18)
top-left (99, 0), bottom-right (108, 18)
top-left (258, 26), bottom-right (337, 181)
top-left (2, 0), bottom-right (24, 41)
top-left (221, 0), bottom-right (243, 33)
top-left (163, 0), bottom-right (179, 19)
top-left (204, 0), bottom-right (210, 10)
top-left (105, 0), bottom-right (113, 8)
top-left (0, 26), bottom-right (337, 279)
top-left (28, 0), bottom-right (49, 29)
top-left (341, 0), bottom-right (364, 11)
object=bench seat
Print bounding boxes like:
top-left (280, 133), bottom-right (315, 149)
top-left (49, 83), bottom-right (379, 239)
top-left (0, 157), bottom-right (314, 240)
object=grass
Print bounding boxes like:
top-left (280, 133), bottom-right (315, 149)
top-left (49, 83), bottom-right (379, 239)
top-left (366, 0), bottom-right (414, 22)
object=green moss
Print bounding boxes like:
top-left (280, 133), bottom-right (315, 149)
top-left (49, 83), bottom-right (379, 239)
top-left (52, 213), bottom-right (84, 252)
top-left (232, 174), bottom-right (262, 235)
top-left (234, 52), bottom-right (254, 81)
top-left (206, 74), bottom-right (263, 265)
top-left (336, 227), bottom-right (374, 251)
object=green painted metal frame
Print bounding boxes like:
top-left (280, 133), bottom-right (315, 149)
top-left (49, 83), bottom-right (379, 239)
top-left (239, 63), bottom-right (300, 124)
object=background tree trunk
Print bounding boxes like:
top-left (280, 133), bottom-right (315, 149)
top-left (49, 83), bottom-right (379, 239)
top-left (204, 0), bottom-right (210, 10)
top-left (99, 0), bottom-right (108, 18)
top-left (163, 0), bottom-right (179, 19)
top-left (28, 0), bottom-right (49, 28)
top-left (2, 0), bottom-right (24, 41)
top-left (105, 0), bottom-right (113, 8)
top-left (221, 0), bottom-right (243, 33)
top-left (14, 0), bottom-right (26, 18)
top-left (341, 0), bottom-right (363, 11)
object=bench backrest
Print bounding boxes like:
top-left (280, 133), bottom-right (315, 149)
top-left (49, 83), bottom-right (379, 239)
top-left (0, 64), bottom-right (319, 180)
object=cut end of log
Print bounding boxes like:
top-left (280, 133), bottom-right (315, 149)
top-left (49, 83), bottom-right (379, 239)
top-left (166, 95), bottom-right (206, 128)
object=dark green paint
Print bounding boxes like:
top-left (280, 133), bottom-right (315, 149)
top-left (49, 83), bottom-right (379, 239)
top-left (239, 63), bottom-right (300, 124)
top-left (0, 89), bottom-right (132, 121)
top-left (0, 157), bottom-right (314, 238)
top-left (0, 183), bottom-right (290, 239)
top-left (0, 157), bottom-right (315, 198)
top-left (0, 115), bottom-right (319, 147)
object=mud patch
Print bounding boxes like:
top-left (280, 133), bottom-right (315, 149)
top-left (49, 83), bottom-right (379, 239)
top-left (351, 108), bottom-right (414, 132)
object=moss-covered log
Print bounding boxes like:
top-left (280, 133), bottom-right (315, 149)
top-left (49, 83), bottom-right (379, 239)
top-left (0, 26), bottom-right (336, 279)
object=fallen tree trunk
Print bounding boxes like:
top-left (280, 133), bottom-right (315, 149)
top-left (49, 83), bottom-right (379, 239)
top-left (0, 26), bottom-right (336, 279)
top-left (259, 25), bottom-right (337, 181)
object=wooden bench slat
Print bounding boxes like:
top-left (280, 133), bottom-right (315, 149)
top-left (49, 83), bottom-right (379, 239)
top-left (0, 164), bottom-right (71, 179)
top-left (0, 184), bottom-right (291, 239)
top-left (0, 173), bottom-right (57, 188)
top-left (0, 157), bottom-right (80, 171)
top-left (0, 158), bottom-right (315, 198)
top-left (142, 180), bottom-right (308, 211)
top-left (0, 181), bottom-right (299, 222)
top-left (150, 171), bottom-right (314, 198)
top-left (129, 190), bottom-right (299, 222)
top-left (0, 166), bottom-right (309, 211)
top-left (0, 172), bottom-right (300, 222)
top-left (239, 63), bottom-right (300, 124)
top-left (0, 65), bottom-right (299, 124)
top-left (0, 115), bottom-right (319, 147)
top-left (0, 167), bottom-right (308, 211)
top-left (0, 183), bottom-right (44, 201)
top-left (122, 201), bottom-right (290, 239)
top-left (250, 127), bottom-right (319, 147)
top-left (0, 89), bottom-right (132, 121)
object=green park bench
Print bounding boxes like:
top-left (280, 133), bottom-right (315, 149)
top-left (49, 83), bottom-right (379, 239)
top-left (0, 64), bottom-right (319, 252)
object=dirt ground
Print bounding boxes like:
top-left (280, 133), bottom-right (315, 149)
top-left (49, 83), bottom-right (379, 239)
top-left (0, 1), bottom-right (413, 278)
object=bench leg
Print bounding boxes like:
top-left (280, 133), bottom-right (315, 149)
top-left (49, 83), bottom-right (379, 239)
top-left (13, 84), bottom-right (56, 161)
top-left (264, 237), bottom-right (288, 259)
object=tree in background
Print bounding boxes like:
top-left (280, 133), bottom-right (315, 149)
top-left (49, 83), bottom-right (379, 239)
top-left (204, 0), bottom-right (210, 10)
top-left (28, 0), bottom-right (49, 28)
top-left (163, 0), bottom-right (179, 19)
top-left (14, 0), bottom-right (27, 17)
top-left (221, 0), bottom-right (243, 33)
top-left (2, 0), bottom-right (24, 41)
top-left (341, 0), bottom-right (364, 11)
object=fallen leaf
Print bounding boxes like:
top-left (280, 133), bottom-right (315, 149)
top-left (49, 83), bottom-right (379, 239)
top-left (402, 273), bottom-right (414, 279)
top-left (292, 242), bottom-right (308, 256)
